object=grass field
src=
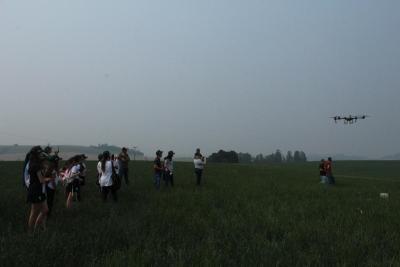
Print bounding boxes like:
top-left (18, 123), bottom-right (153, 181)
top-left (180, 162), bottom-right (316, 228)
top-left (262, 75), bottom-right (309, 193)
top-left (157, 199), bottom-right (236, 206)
top-left (1, 161), bottom-right (400, 266)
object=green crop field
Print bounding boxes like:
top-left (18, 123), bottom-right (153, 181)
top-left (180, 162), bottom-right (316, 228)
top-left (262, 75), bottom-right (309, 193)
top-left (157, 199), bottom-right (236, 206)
top-left (1, 161), bottom-right (400, 266)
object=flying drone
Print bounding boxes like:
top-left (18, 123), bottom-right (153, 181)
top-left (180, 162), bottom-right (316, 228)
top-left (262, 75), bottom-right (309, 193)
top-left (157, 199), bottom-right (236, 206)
top-left (330, 115), bottom-right (370, 124)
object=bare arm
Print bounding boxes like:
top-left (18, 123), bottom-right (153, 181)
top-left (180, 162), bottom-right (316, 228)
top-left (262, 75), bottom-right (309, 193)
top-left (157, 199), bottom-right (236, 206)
top-left (37, 171), bottom-right (54, 183)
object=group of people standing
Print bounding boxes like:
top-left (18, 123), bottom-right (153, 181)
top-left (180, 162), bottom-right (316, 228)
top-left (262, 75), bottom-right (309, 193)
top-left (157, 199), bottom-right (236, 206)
top-left (23, 145), bottom-right (206, 232)
top-left (319, 157), bottom-right (335, 185)
top-left (23, 146), bottom-right (88, 232)
top-left (96, 147), bottom-right (131, 202)
top-left (152, 148), bottom-right (207, 189)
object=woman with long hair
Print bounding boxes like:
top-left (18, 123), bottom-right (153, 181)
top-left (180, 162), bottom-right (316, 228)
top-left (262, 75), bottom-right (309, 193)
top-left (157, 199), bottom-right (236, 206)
top-left (99, 151), bottom-right (117, 202)
top-left (27, 150), bottom-right (55, 232)
top-left (63, 157), bottom-right (81, 209)
top-left (164, 151), bottom-right (175, 187)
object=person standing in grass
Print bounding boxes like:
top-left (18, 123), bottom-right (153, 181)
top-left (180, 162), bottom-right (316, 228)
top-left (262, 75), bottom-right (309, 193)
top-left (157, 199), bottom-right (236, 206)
top-left (193, 149), bottom-right (206, 186)
top-left (325, 157), bottom-right (335, 185)
top-left (99, 151), bottom-right (118, 202)
top-left (153, 150), bottom-right (163, 190)
top-left (45, 155), bottom-right (62, 218)
top-left (64, 157), bottom-right (82, 208)
top-left (164, 151), bottom-right (175, 187)
top-left (96, 153), bottom-right (103, 190)
top-left (319, 159), bottom-right (328, 184)
top-left (118, 147), bottom-right (131, 186)
top-left (27, 150), bottom-right (54, 232)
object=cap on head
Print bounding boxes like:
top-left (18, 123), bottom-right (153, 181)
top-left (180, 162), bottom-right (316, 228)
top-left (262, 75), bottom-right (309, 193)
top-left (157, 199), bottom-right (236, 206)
top-left (156, 150), bottom-right (163, 156)
top-left (168, 151), bottom-right (175, 156)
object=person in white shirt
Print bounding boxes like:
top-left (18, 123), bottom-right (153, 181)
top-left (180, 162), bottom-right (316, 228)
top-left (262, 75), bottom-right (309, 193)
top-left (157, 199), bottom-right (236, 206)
top-left (97, 153), bottom-right (103, 190)
top-left (164, 151), bottom-right (175, 187)
top-left (99, 151), bottom-right (117, 202)
top-left (63, 157), bottom-right (82, 209)
top-left (193, 148), bottom-right (206, 186)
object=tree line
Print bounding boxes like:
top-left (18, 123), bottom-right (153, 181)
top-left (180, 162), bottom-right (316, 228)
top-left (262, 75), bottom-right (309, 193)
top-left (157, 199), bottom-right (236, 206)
top-left (208, 149), bottom-right (307, 164)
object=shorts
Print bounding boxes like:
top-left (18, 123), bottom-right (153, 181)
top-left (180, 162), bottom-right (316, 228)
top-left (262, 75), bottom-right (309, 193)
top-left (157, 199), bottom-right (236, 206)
top-left (27, 191), bottom-right (46, 204)
top-left (66, 180), bottom-right (81, 194)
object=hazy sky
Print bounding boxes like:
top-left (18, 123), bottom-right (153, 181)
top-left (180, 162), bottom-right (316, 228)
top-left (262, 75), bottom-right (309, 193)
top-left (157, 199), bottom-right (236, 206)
top-left (0, 0), bottom-right (399, 158)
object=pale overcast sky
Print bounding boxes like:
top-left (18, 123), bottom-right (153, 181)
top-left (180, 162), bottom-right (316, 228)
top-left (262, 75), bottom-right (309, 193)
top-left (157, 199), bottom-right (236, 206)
top-left (0, 0), bottom-right (399, 158)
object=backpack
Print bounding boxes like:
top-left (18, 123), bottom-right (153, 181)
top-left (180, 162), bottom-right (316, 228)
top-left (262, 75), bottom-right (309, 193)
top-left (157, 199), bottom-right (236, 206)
top-left (111, 161), bottom-right (121, 191)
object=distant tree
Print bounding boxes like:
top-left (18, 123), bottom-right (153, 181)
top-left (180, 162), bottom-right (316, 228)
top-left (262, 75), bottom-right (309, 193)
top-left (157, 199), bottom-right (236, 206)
top-left (238, 153), bottom-right (252, 164)
top-left (299, 151), bottom-right (307, 162)
top-left (286, 151), bottom-right (293, 163)
top-left (293, 151), bottom-right (301, 162)
top-left (273, 149), bottom-right (284, 163)
top-left (208, 150), bottom-right (239, 163)
top-left (254, 153), bottom-right (264, 163)
top-left (293, 150), bottom-right (307, 162)
top-left (264, 153), bottom-right (274, 163)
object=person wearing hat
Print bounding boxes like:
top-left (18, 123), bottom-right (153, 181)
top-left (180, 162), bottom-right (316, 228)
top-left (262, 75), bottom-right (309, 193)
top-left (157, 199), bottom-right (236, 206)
top-left (118, 147), bottom-right (131, 186)
top-left (164, 151), bottom-right (175, 187)
top-left (153, 150), bottom-right (163, 190)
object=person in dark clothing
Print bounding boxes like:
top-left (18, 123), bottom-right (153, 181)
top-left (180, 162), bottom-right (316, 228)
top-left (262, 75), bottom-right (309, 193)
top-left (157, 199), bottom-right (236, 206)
top-left (153, 150), bottom-right (163, 190)
top-left (45, 154), bottom-right (62, 217)
top-left (22, 146), bottom-right (43, 189)
top-left (27, 151), bottom-right (56, 232)
top-left (76, 154), bottom-right (87, 201)
top-left (118, 147), bottom-right (131, 186)
top-left (164, 151), bottom-right (175, 187)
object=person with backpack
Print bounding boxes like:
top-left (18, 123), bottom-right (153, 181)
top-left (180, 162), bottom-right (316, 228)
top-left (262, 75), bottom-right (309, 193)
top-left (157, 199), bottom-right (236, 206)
top-left (99, 151), bottom-right (118, 202)
top-left (193, 149), bottom-right (206, 186)
top-left (153, 150), bottom-right (163, 190)
top-left (164, 151), bottom-right (175, 187)
top-left (118, 147), bottom-right (131, 186)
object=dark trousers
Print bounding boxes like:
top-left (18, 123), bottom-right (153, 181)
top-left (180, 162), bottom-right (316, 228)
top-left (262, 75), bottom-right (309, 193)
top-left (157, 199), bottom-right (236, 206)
top-left (195, 169), bottom-right (203, 186)
top-left (164, 172), bottom-right (174, 187)
top-left (119, 167), bottom-right (129, 185)
top-left (46, 187), bottom-right (55, 217)
top-left (101, 186), bottom-right (118, 202)
top-left (328, 175), bottom-right (336, 185)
